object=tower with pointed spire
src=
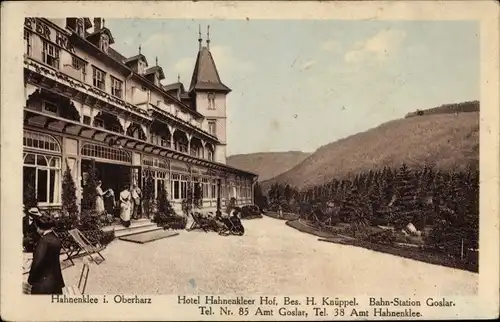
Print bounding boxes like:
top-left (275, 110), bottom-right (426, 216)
top-left (189, 25), bottom-right (231, 164)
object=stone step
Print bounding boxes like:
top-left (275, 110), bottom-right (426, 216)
top-left (115, 225), bottom-right (163, 238)
top-left (102, 219), bottom-right (162, 238)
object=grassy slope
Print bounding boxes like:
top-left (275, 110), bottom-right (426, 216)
top-left (227, 151), bottom-right (311, 182)
top-left (262, 112), bottom-right (479, 191)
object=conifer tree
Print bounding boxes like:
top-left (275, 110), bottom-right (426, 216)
top-left (23, 170), bottom-right (37, 209)
top-left (61, 165), bottom-right (78, 217)
top-left (389, 163), bottom-right (417, 229)
top-left (81, 159), bottom-right (98, 214)
top-left (143, 170), bottom-right (155, 217)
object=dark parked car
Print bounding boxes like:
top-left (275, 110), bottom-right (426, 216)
top-left (240, 205), bottom-right (263, 219)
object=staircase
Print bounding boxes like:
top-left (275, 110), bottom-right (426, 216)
top-left (102, 219), bottom-right (163, 238)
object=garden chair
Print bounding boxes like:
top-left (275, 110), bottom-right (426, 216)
top-left (67, 229), bottom-right (106, 265)
top-left (53, 231), bottom-right (76, 268)
top-left (188, 213), bottom-right (210, 232)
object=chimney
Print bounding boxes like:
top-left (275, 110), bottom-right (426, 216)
top-left (94, 18), bottom-right (102, 31)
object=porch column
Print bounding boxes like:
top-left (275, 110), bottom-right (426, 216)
top-left (168, 125), bottom-right (176, 150)
top-left (201, 140), bottom-right (206, 159)
top-left (186, 133), bottom-right (192, 154)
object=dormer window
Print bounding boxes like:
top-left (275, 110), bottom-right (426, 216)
top-left (155, 72), bottom-right (160, 86)
top-left (75, 18), bottom-right (84, 36)
top-left (100, 34), bottom-right (109, 53)
top-left (138, 60), bottom-right (145, 74)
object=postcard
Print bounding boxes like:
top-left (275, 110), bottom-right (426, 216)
top-left (1, 1), bottom-right (499, 321)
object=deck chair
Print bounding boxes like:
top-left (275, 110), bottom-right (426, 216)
top-left (53, 231), bottom-right (76, 268)
top-left (63, 263), bottom-right (90, 295)
top-left (67, 229), bottom-right (106, 265)
top-left (188, 213), bottom-right (210, 232)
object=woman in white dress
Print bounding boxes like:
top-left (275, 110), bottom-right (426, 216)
top-left (119, 184), bottom-right (132, 227)
top-left (95, 180), bottom-right (110, 216)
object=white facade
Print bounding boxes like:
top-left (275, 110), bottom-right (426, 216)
top-left (22, 17), bottom-right (257, 214)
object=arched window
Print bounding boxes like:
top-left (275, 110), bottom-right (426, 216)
top-left (23, 130), bottom-right (62, 206)
top-left (23, 153), bottom-right (61, 205)
top-left (23, 130), bottom-right (61, 153)
top-left (208, 92), bottom-right (215, 110)
top-left (81, 143), bottom-right (131, 163)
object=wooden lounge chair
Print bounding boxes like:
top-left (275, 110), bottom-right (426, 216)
top-left (67, 229), bottom-right (106, 265)
top-left (53, 231), bottom-right (76, 268)
top-left (188, 213), bottom-right (210, 232)
top-left (63, 263), bottom-right (90, 295)
top-left (23, 263), bottom-right (90, 295)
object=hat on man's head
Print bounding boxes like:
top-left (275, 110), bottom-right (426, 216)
top-left (28, 207), bottom-right (42, 217)
top-left (33, 213), bottom-right (55, 230)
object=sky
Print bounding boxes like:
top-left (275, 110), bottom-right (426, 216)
top-left (106, 19), bottom-right (479, 156)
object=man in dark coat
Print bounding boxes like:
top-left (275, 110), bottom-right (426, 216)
top-left (23, 207), bottom-right (40, 252)
top-left (28, 214), bottom-right (65, 295)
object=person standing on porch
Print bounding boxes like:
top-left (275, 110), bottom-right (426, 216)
top-left (95, 180), bottom-right (110, 216)
top-left (119, 184), bottom-right (132, 227)
top-left (131, 184), bottom-right (142, 220)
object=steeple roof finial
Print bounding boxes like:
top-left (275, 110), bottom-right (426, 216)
top-left (155, 56), bottom-right (158, 66)
top-left (139, 45), bottom-right (141, 55)
top-left (206, 25), bottom-right (210, 50)
top-left (198, 24), bottom-right (203, 51)
top-left (177, 74), bottom-right (180, 83)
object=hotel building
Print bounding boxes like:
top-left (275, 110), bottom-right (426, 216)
top-left (23, 17), bottom-right (257, 214)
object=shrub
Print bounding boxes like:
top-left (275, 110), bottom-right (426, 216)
top-left (81, 160), bottom-right (98, 213)
top-left (153, 212), bottom-right (187, 230)
top-left (61, 165), bottom-right (78, 216)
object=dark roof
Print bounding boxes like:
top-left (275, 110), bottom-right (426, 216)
top-left (145, 66), bottom-right (165, 80)
top-left (85, 27), bottom-right (115, 44)
top-left (189, 46), bottom-right (231, 93)
top-left (108, 47), bottom-right (127, 63)
top-left (124, 54), bottom-right (148, 66)
top-left (163, 82), bottom-right (185, 93)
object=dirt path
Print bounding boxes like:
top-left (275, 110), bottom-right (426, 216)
top-left (61, 216), bottom-right (478, 295)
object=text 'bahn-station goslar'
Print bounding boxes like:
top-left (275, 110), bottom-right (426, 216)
top-left (23, 17), bottom-right (257, 214)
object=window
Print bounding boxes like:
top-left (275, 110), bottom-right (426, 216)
top-left (94, 118), bottom-right (104, 128)
top-left (208, 120), bottom-right (216, 136)
top-left (71, 55), bottom-right (87, 81)
top-left (100, 34), bottom-right (109, 53)
top-left (23, 131), bottom-right (62, 205)
top-left (42, 41), bottom-right (60, 68)
top-left (24, 29), bottom-right (32, 56)
top-left (172, 174), bottom-right (180, 200)
top-left (75, 18), bottom-right (84, 36)
top-left (24, 153), bottom-right (61, 205)
top-left (81, 143), bottom-right (131, 163)
top-left (23, 130), bottom-right (61, 153)
top-left (208, 93), bottom-right (216, 110)
top-left (92, 66), bottom-right (106, 90)
top-left (207, 149), bottom-right (214, 161)
top-left (201, 178), bottom-right (208, 199)
top-left (43, 101), bottom-right (57, 115)
top-left (111, 76), bottom-right (123, 98)
top-left (211, 179), bottom-right (217, 199)
top-left (83, 115), bottom-right (91, 125)
top-left (42, 101), bottom-right (58, 115)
